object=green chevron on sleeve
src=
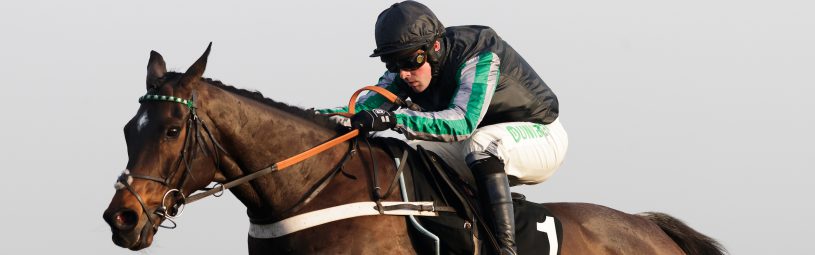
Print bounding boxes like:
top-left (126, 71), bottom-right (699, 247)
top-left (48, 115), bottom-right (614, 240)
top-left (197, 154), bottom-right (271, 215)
top-left (316, 107), bottom-right (350, 114)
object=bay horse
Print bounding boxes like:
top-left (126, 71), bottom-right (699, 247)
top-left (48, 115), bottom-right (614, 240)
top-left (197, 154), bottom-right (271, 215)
top-left (103, 44), bottom-right (726, 254)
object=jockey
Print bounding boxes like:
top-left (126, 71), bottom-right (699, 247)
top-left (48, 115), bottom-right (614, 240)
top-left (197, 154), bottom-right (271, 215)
top-left (319, 2), bottom-right (567, 254)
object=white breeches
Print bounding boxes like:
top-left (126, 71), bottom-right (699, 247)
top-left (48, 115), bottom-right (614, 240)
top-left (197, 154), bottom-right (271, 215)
top-left (408, 119), bottom-right (568, 186)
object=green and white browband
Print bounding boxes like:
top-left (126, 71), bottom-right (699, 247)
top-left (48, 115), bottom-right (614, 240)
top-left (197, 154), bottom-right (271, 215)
top-left (139, 94), bottom-right (195, 109)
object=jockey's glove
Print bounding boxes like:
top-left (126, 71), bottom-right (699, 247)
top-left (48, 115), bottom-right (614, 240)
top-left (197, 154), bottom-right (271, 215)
top-left (351, 109), bottom-right (396, 132)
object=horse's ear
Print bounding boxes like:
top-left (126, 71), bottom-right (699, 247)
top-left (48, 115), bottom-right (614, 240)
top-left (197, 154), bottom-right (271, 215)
top-left (146, 50), bottom-right (167, 91)
top-left (180, 42), bottom-right (212, 87)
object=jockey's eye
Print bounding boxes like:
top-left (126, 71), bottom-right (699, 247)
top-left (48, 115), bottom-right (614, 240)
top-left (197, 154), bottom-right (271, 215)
top-left (166, 127), bottom-right (181, 138)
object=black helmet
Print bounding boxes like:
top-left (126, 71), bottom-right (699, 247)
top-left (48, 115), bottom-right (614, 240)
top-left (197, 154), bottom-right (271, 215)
top-left (370, 1), bottom-right (445, 57)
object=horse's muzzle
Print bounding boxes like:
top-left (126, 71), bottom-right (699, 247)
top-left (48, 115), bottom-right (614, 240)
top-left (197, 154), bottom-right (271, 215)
top-left (103, 207), bottom-right (154, 250)
top-left (104, 208), bottom-right (138, 231)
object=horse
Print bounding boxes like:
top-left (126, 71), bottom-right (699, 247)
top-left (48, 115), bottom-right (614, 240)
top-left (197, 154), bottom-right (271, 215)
top-left (103, 44), bottom-right (726, 255)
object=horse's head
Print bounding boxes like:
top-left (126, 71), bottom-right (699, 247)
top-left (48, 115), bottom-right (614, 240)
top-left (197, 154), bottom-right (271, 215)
top-left (103, 44), bottom-right (223, 250)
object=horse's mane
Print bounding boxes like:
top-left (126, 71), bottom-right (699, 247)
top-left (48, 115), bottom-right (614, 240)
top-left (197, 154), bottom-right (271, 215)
top-left (206, 78), bottom-right (343, 131)
top-left (166, 72), bottom-right (342, 131)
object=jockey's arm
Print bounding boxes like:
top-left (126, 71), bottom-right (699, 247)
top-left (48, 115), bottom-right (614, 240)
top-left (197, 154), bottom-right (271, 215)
top-left (393, 51), bottom-right (500, 142)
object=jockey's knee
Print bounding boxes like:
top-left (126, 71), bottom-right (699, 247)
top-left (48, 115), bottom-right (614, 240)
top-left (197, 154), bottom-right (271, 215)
top-left (466, 147), bottom-right (522, 185)
top-left (466, 152), bottom-right (503, 174)
top-left (463, 126), bottom-right (504, 163)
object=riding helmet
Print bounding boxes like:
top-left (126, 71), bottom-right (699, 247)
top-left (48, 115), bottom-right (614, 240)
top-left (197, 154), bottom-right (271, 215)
top-left (370, 1), bottom-right (445, 57)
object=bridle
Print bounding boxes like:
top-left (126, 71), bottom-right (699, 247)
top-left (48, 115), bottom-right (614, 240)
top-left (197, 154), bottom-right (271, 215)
top-left (114, 86), bottom-right (404, 232)
top-left (115, 92), bottom-right (225, 230)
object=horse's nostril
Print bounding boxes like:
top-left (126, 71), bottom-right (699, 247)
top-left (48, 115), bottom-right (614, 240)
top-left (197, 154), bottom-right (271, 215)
top-left (110, 209), bottom-right (138, 231)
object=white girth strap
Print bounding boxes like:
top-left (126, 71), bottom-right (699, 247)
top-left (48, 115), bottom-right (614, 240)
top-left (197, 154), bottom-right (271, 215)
top-left (249, 201), bottom-right (439, 238)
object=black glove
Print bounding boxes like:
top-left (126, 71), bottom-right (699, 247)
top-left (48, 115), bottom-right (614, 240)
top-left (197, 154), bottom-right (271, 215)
top-left (351, 109), bottom-right (396, 132)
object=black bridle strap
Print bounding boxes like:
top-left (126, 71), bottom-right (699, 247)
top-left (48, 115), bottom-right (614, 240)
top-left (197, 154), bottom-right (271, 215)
top-left (174, 117), bottom-right (198, 189)
top-left (199, 117), bottom-right (227, 166)
top-left (129, 174), bottom-right (169, 185)
top-left (122, 178), bottom-right (158, 229)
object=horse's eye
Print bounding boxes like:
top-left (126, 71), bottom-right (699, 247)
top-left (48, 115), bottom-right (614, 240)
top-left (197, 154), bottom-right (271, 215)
top-left (166, 127), bottom-right (181, 138)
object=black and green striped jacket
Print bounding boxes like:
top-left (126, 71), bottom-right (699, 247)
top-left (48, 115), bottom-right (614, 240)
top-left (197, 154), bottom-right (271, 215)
top-left (322, 25), bottom-right (558, 142)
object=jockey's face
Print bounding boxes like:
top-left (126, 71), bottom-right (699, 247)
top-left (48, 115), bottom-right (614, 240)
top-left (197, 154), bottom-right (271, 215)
top-left (399, 57), bottom-right (432, 93)
top-left (387, 40), bottom-right (440, 94)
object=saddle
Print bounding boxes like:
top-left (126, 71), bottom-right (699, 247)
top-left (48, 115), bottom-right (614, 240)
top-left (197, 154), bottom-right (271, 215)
top-left (373, 137), bottom-right (563, 255)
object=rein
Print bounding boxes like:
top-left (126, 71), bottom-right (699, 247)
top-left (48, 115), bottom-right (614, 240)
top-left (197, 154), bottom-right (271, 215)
top-left (117, 86), bottom-right (403, 230)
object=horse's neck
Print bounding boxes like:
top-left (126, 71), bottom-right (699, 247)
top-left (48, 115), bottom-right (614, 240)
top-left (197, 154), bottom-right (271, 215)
top-left (202, 87), bottom-right (349, 217)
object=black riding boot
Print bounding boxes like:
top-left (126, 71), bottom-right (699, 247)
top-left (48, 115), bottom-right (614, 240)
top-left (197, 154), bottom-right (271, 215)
top-left (470, 157), bottom-right (517, 255)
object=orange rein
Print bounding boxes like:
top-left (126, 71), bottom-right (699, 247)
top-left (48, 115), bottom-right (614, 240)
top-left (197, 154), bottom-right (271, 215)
top-left (276, 86), bottom-right (400, 169)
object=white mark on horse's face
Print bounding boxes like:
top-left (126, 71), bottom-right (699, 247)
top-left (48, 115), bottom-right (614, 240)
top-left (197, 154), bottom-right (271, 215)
top-left (114, 169), bottom-right (132, 190)
top-left (137, 111), bottom-right (149, 132)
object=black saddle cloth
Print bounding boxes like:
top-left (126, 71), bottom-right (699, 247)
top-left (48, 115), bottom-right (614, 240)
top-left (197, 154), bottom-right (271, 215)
top-left (372, 137), bottom-right (563, 254)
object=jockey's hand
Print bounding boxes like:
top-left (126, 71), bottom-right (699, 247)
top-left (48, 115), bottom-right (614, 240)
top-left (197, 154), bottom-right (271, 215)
top-left (328, 115), bottom-right (352, 128)
top-left (351, 109), bottom-right (396, 132)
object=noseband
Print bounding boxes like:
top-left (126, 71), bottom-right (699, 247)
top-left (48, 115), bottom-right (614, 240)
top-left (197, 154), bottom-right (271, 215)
top-left (115, 93), bottom-right (224, 230)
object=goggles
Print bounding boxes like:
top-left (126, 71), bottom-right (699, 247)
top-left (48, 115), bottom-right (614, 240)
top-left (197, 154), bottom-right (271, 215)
top-left (384, 50), bottom-right (427, 73)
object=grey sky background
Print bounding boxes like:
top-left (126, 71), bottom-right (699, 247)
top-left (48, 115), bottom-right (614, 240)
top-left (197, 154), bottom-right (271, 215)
top-left (1, 0), bottom-right (812, 254)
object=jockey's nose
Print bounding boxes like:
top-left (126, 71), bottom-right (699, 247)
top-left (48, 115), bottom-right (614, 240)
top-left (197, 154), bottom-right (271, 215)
top-left (399, 69), bottom-right (411, 79)
top-left (104, 208), bottom-right (138, 231)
